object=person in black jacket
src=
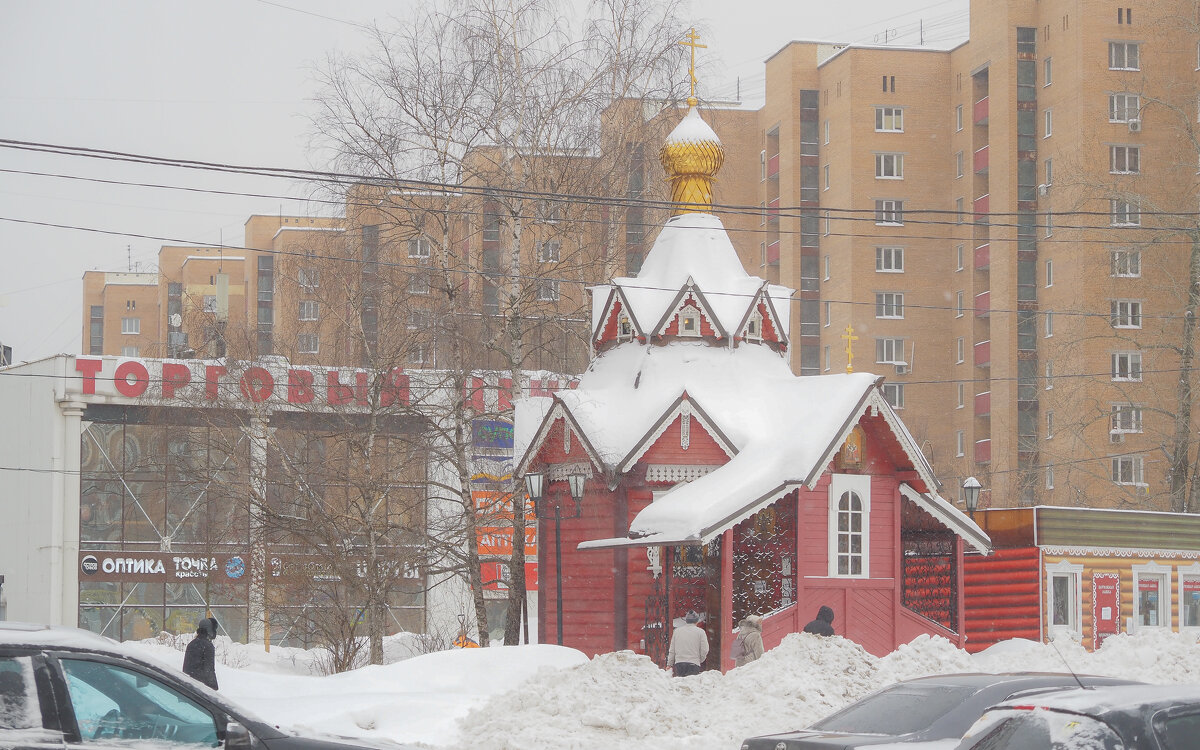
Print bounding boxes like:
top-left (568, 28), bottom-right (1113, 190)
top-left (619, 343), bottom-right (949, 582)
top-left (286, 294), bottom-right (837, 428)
top-left (802, 605), bottom-right (836, 636)
top-left (182, 617), bottom-right (219, 690)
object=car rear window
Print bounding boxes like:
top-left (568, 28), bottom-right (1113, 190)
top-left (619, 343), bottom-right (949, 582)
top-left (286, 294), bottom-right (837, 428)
top-left (960, 709), bottom-right (1124, 750)
top-left (0, 655), bottom-right (41, 730)
top-left (810, 685), bottom-right (978, 735)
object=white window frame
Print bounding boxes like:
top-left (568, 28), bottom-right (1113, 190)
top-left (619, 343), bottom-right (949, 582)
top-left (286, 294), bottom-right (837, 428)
top-left (1179, 563), bottom-right (1200, 631)
top-left (1046, 360), bottom-right (1054, 389)
top-left (1046, 560), bottom-right (1084, 639)
top-left (956, 291), bottom-right (965, 318)
top-left (1112, 351), bottom-right (1143, 381)
top-left (875, 153), bottom-right (904, 179)
top-left (298, 333), bottom-right (320, 354)
top-left (121, 317), bottom-right (140, 335)
top-left (1131, 562), bottom-right (1171, 631)
top-left (955, 104), bottom-right (963, 131)
top-left (298, 268), bottom-right (319, 290)
top-left (409, 273), bottom-right (430, 295)
top-left (828, 474), bottom-right (871, 578)
top-left (1109, 93), bottom-right (1140, 123)
top-left (956, 151), bottom-right (964, 178)
top-left (1045, 311), bottom-right (1054, 338)
top-left (1110, 199), bottom-right (1141, 226)
top-left (824, 345), bottom-right (831, 372)
top-left (1111, 299), bottom-right (1143, 328)
top-left (823, 164), bottom-right (830, 190)
top-left (298, 300), bottom-right (319, 321)
top-left (678, 308), bottom-right (701, 336)
top-left (876, 246), bottom-right (904, 272)
top-left (875, 199), bottom-right (903, 225)
top-left (1046, 410), bottom-right (1054, 439)
top-left (745, 311), bottom-right (763, 341)
top-left (875, 292), bottom-right (905, 319)
top-left (1112, 454), bottom-right (1145, 486)
top-left (1045, 260), bottom-right (1053, 287)
top-left (537, 278), bottom-right (561, 302)
top-left (1044, 108), bottom-right (1053, 138)
top-left (956, 245), bottom-right (965, 271)
top-left (1112, 249), bottom-right (1142, 277)
top-left (407, 236), bottom-right (432, 259)
top-left (875, 106), bottom-right (903, 132)
top-left (537, 240), bottom-right (561, 263)
top-left (875, 337), bottom-right (904, 364)
top-left (1110, 145), bottom-right (1141, 174)
top-left (1047, 464), bottom-right (1055, 490)
top-left (1111, 403), bottom-right (1144, 433)
top-left (957, 382), bottom-right (965, 408)
top-left (956, 430), bottom-right (965, 457)
top-left (957, 337), bottom-right (965, 364)
top-left (882, 382), bottom-right (904, 408)
top-left (824, 301), bottom-right (831, 327)
top-left (1044, 56), bottom-right (1053, 86)
top-left (617, 315), bottom-right (633, 342)
top-left (121, 346), bottom-right (139, 358)
top-left (1109, 41), bottom-right (1141, 71)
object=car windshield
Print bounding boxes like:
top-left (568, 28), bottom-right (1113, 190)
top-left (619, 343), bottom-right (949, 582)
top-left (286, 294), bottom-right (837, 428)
top-left (811, 684), bottom-right (978, 735)
top-left (958, 708), bottom-right (1124, 750)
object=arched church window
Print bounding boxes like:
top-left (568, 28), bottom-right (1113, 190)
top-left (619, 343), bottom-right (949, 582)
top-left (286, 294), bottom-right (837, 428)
top-left (836, 491), bottom-right (864, 576)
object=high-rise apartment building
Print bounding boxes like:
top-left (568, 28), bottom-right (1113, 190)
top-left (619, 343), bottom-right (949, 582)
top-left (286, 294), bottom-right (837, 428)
top-left (748, 0), bottom-right (1200, 512)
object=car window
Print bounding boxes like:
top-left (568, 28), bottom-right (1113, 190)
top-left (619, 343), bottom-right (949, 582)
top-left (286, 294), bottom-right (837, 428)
top-left (959, 709), bottom-right (1123, 750)
top-left (59, 658), bottom-right (218, 746)
top-left (0, 655), bottom-right (41, 730)
top-left (1158, 711), bottom-right (1200, 750)
top-left (811, 685), bottom-right (977, 735)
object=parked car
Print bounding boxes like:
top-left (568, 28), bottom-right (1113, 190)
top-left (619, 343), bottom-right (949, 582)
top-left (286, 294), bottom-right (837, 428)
top-left (952, 683), bottom-right (1200, 749)
top-left (0, 621), bottom-right (411, 749)
top-left (738, 673), bottom-right (1143, 750)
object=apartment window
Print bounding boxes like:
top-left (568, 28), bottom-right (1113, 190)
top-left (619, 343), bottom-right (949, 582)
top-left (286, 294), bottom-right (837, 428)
top-left (1044, 57), bottom-right (1053, 85)
top-left (956, 291), bottom-right (965, 318)
top-left (1046, 410), bottom-right (1055, 439)
top-left (1046, 361), bottom-right (1054, 389)
top-left (824, 345), bottom-right (831, 372)
top-left (823, 301), bottom-right (831, 327)
top-left (298, 268), bottom-right (319, 290)
top-left (1044, 109), bottom-right (1053, 137)
top-left (876, 246), bottom-right (903, 272)
top-left (957, 382), bottom-right (965, 407)
top-left (1112, 351), bottom-right (1143, 381)
top-left (824, 119), bottom-right (830, 144)
top-left (1045, 209), bottom-right (1053, 237)
top-left (121, 317), bottom-right (140, 335)
top-left (1112, 404), bottom-right (1144, 433)
top-left (823, 211), bottom-right (831, 236)
top-left (1112, 249), bottom-right (1142, 277)
top-left (830, 475), bottom-right (870, 577)
top-left (407, 236), bottom-right (431, 258)
top-left (956, 337), bottom-right (965, 364)
top-left (1109, 41), bottom-right (1140, 70)
top-left (537, 240), bottom-right (561, 263)
top-left (1111, 145), bottom-right (1140, 173)
top-left (1047, 562), bottom-right (1083, 636)
top-left (537, 279), bottom-right (560, 301)
top-left (953, 246), bottom-right (963, 272)
top-left (298, 300), bottom-right (319, 321)
top-left (1113, 455), bottom-right (1144, 485)
top-left (539, 200), bottom-right (562, 223)
top-left (1111, 300), bottom-right (1143, 328)
top-left (955, 104), bottom-right (963, 131)
top-left (297, 333), bottom-right (319, 354)
top-left (1109, 93), bottom-right (1140, 122)
top-left (956, 430), bottom-right (965, 457)
top-left (823, 164), bottom-right (830, 190)
top-left (875, 292), bottom-right (904, 319)
top-left (409, 273), bottom-right (431, 295)
top-left (823, 255), bottom-right (831, 281)
top-left (875, 106), bottom-right (903, 132)
top-left (1111, 199), bottom-right (1140, 226)
top-left (882, 75), bottom-right (895, 93)
top-left (200, 295), bottom-right (216, 314)
top-left (1133, 564), bottom-right (1170, 630)
top-left (1045, 311), bottom-right (1054, 337)
top-left (407, 309), bottom-right (430, 330)
top-left (875, 200), bottom-right (903, 225)
top-left (875, 153), bottom-right (904, 179)
top-left (121, 346), bottom-right (138, 357)
top-left (882, 382), bottom-right (905, 408)
top-left (875, 337), bottom-right (904, 364)
top-left (955, 151), bottom-right (964, 178)
top-left (1047, 464), bottom-right (1055, 490)
top-left (1044, 158), bottom-right (1053, 185)
top-left (956, 197), bottom-right (964, 224)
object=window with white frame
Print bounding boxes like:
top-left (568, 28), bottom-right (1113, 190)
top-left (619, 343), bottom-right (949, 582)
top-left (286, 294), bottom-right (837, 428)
top-left (1180, 564), bottom-right (1200, 629)
top-left (1110, 199), bottom-right (1140, 226)
top-left (957, 382), bottom-right (965, 408)
top-left (875, 337), bottom-right (904, 364)
top-left (875, 292), bottom-right (904, 319)
top-left (298, 333), bottom-right (319, 354)
top-left (537, 240), bottom-right (561, 263)
top-left (956, 430), bottom-right (965, 457)
top-left (875, 199), bottom-right (903, 225)
top-left (956, 291), bottom-right (965, 318)
top-left (1046, 360), bottom-right (1054, 389)
top-left (121, 346), bottom-right (138, 357)
top-left (824, 119), bottom-right (830, 144)
top-left (678, 307), bottom-right (701, 336)
top-left (823, 164), bottom-right (830, 190)
top-left (121, 317), bottom-right (140, 335)
top-left (1044, 57), bottom-right (1053, 85)
top-left (618, 315), bottom-right (633, 341)
top-left (824, 345), bottom-right (831, 371)
top-left (956, 151), bottom-right (964, 178)
top-left (1112, 249), bottom-right (1141, 277)
top-left (1111, 145), bottom-right (1140, 173)
top-left (1045, 260), bottom-right (1053, 287)
top-left (957, 337), bottom-right (965, 363)
top-left (298, 300), bottom-right (319, 321)
top-left (875, 106), bottom-right (903, 132)
top-left (955, 197), bottom-right (965, 224)
top-left (1111, 403), bottom-right (1144, 433)
top-left (745, 311), bottom-right (763, 340)
top-left (957, 245), bottom-right (965, 271)
top-left (537, 279), bottom-right (560, 301)
top-left (1045, 311), bottom-right (1054, 337)
top-left (1047, 464), bottom-right (1055, 489)
top-left (539, 200), bottom-right (562, 223)
top-left (956, 104), bottom-right (963, 131)
top-left (1046, 561), bottom-right (1083, 637)
top-left (824, 301), bottom-right (831, 327)
top-left (824, 255), bottom-right (831, 280)
top-left (1046, 410), bottom-right (1055, 438)
top-left (1112, 351), bottom-right (1143, 381)
top-left (1109, 41), bottom-right (1140, 70)
top-left (1109, 93), bottom-right (1140, 122)
top-left (298, 268), bottom-right (319, 290)
top-left (407, 236), bottom-right (431, 258)
top-left (823, 210), bottom-right (831, 236)
top-left (1112, 455), bottom-right (1144, 485)
top-left (1132, 562), bottom-right (1171, 630)
top-left (409, 273), bottom-right (430, 295)
top-left (876, 246), bottom-right (903, 272)
top-left (1044, 158), bottom-right (1053, 185)
top-left (882, 382), bottom-right (905, 408)
top-left (409, 344), bottom-right (427, 366)
top-left (1044, 109), bottom-right (1053, 137)
top-left (407, 309), bottom-right (429, 329)
top-left (202, 295), bottom-right (217, 313)
top-left (875, 153), bottom-right (904, 179)
top-left (1111, 299), bottom-right (1142, 328)
top-left (829, 474), bottom-right (870, 577)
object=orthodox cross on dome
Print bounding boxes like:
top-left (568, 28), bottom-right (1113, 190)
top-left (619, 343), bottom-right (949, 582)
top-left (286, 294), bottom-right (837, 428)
top-left (678, 27), bottom-right (706, 107)
top-left (842, 325), bottom-right (858, 373)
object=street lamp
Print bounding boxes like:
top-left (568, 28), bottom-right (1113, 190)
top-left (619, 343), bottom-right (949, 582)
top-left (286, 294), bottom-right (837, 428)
top-left (963, 476), bottom-right (982, 518)
top-left (525, 470), bottom-right (588, 646)
top-left (524, 472), bottom-right (545, 517)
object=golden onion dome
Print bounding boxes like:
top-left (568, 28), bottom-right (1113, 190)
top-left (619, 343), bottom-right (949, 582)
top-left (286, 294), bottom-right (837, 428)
top-left (659, 106), bottom-right (725, 215)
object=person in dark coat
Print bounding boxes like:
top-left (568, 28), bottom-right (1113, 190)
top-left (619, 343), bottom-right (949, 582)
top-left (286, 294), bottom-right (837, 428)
top-left (182, 617), bottom-right (219, 690)
top-left (802, 605), bottom-right (836, 636)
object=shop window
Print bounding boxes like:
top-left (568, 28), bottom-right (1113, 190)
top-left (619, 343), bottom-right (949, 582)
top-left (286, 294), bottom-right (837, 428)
top-left (1046, 561), bottom-right (1083, 638)
top-left (1132, 563), bottom-right (1171, 630)
top-left (828, 474), bottom-right (870, 578)
top-left (1180, 565), bottom-right (1200, 630)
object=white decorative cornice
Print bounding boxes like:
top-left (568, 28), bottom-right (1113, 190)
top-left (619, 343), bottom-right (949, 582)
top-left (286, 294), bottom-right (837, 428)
top-left (617, 395), bottom-right (736, 473)
top-left (548, 462), bottom-right (593, 481)
top-left (1041, 545), bottom-right (1200, 560)
top-left (646, 464), bottom-right (718, 483)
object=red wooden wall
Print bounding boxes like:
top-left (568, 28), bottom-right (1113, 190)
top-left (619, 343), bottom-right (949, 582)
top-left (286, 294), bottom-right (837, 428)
top-left (962, 547), bottom-right (1041, 653)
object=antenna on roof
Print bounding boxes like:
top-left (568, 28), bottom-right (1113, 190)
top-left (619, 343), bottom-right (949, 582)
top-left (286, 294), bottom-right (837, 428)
top-left (1047, 635), bottom-right (1088, 691)
top-left (127, 244), bottom-right (132, 272)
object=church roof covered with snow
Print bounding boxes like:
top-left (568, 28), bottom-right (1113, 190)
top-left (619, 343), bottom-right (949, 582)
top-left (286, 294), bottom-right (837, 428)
top-left (514, 104), bottom-right (989, 554)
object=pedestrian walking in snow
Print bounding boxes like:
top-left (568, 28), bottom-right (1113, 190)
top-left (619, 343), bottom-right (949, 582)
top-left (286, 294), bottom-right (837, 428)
top-left (802, 605), bottom-right (836, 636)
top-left (182, 617), bottom-right (219, 690)
top-left (667, 611), bottom-right (709, 676)
top-left (731, 614), bottom-right (765, 667)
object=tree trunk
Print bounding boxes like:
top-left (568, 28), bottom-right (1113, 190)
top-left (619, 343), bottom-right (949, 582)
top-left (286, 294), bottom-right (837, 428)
top-left (1170, 232), bottom-right (1200, 512)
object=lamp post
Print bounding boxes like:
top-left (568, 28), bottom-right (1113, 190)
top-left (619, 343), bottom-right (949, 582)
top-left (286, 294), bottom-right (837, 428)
top-left (525, 470), bottom-right (587, 646)
top-left (963, 476), bottom-right (982, 518)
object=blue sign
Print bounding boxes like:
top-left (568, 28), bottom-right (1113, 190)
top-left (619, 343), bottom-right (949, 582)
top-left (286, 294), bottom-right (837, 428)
top-left (473, 420), bottom-right (513, 450)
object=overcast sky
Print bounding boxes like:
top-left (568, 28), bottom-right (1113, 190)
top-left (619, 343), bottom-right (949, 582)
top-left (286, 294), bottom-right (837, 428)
top-left (0, 0), bottom-right (969, 363)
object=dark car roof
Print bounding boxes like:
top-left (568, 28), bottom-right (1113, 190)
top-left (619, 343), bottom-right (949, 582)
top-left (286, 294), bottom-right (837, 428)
top-left (996, 683), bottom-right (1200, 713)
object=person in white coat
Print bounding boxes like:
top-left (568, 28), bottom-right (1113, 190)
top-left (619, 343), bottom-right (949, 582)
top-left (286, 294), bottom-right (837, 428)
top-left (733, 614), bottom-right (765, 667)
top-left (667, 611), bottom-right (709, 676)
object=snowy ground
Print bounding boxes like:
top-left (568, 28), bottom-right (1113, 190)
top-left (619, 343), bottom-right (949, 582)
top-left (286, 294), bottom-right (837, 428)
top-left (125, 630), bottom-right (1200, 750)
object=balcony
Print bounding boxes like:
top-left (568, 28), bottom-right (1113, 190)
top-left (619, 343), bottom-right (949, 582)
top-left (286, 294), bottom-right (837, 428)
top-left (766, 241), bottom-right (780, 266)
top-left (974, 390), bottom-right (991, 417)
top-left (974, 339), bottom-right (991, 368)
top-left (974, 243), bottom-right (990, 270)
top-left (973, 193), bottom-right (990, 224)
top-left (974, 290), bottom-right (990, 318)
top-left (973, 96), bottom-right (989, 125)
top-left (975, 438), bottom-right (991, 464)
top-left (973, 146), bottom-right (989, 174)
top-left (767, 153), bottom-right (780, 179)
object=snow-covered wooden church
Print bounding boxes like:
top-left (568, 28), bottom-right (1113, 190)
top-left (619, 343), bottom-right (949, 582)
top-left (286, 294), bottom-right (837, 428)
top-left (514, 96), bottom-right (990, 671)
